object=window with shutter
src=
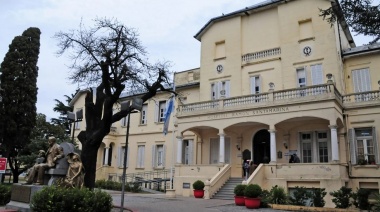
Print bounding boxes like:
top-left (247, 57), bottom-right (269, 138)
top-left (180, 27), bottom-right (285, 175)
top-left (121, 115), bottom-right (128, 127)
top-left (250, 76), bottom-right (261, 94)
top-left (140, 104), bottom-right (147, 125)
top-left (158, 101), bottom-right (166, 123)
top-left (118, 146), bottom-right (128, 168)
top-left (137, 145), bottom-right (145, 168)
top-left (353, 128), bottom-right (377, 165)
top-left (297, 67), bottom-right (307, 87)
top-left (352, 68), bottom-right (371, 93)
top-left (310, 64), bottom-right (323, 85)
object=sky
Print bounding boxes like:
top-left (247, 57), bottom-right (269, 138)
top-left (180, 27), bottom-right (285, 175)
top-left (0, 0), bottom-right (374, 121)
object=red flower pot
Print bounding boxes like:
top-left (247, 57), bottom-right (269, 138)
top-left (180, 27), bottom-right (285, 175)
top-left (193, 189), bottom-right (204, 198)
top-left (234, 196), bottom-right (245, 206)
top-left (244, 197), bottom-right (261, 209)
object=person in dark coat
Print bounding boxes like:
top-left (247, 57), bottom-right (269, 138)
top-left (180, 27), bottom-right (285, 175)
top-left (293, 154), bottom-right (301, 163)
top-left (289, 154), bottom-right (294, 163)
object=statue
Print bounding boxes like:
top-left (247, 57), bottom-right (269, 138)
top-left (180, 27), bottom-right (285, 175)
top-left (25, 136), bottom-right (64, 185)
top-left (63, 152), bottom-right (84, 188)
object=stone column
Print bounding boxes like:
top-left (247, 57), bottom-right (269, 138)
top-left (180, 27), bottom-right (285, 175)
top-left (218, 133), bottom-right (225, 164)
top-left (104, 147), bottom-right (109, 165)
top-left (269, 129), bottom-right (277, 163)
top-left (176, 136), bottom-right (183, 164)
top-left (329, 125), bottom-right (339, 162)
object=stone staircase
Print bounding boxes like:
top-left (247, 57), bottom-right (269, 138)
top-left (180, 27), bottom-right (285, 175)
top-left (212, 177), bottom-right (243, 200)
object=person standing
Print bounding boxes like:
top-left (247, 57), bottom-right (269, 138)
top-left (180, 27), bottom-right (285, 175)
top-left (25, 136), bottom-right (64, 185)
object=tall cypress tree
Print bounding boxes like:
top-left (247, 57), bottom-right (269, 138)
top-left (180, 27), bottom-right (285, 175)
top-left (0, 27), bottom-right (41, 182)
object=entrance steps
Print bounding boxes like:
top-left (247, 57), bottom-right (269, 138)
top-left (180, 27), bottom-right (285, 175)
top-left (212, 177), bottom-right (243, 200)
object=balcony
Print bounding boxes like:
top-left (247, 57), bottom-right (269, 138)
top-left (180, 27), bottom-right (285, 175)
top-left (342, 90), bottom-right (380, 108)
top-left (242, 47), bottom-right (281, 65)
top-left (177, 83), bottom-right (340, 116)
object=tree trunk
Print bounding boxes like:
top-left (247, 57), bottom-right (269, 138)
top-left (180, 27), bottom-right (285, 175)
top-left (80, 131), bottom-right (103, 189)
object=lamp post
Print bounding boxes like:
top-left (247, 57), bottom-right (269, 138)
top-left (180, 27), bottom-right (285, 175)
top-left (67, 109), bottom-right (83, 143)
top-left (120, 98), bottom-right (142, 212)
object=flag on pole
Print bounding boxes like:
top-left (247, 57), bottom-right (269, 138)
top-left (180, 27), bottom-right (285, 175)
top-left (163, 96), bottom-right (174, 135)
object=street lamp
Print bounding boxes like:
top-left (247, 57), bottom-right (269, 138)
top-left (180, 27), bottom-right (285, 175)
top-left (67, 109), bottom-right (83, 143)
top-left (120, 98), bottom-right (142, 212)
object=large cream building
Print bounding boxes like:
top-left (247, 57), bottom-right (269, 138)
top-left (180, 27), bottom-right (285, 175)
top-left (70, 0), bottom-right (380, 207)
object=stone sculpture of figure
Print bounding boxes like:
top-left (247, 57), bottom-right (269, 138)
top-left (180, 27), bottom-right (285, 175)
top-left (25, 137), bottom-right (64, 185)
top-left (24, 150), bottom-right (46, 183)
top-left (64, 152), bottom-right (84, 188)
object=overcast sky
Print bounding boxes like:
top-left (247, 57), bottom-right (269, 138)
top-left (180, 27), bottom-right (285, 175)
top-left (0, 0), bottom-right (374, 121)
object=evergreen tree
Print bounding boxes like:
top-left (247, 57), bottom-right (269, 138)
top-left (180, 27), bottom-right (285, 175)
top-left (50, 90), bottom-right (79, 135)
top-left (320, 0), bottom-right (380, 44)
top-left (0, 27), bottom-right (41, 183)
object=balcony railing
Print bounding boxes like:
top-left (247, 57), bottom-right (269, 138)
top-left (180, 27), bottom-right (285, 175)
top-left (343, 90), bottom-right (380, 103)
top-left (178, 84), bottom-right (338, 115)
top-left (242, 47), bottom-right (281, 63)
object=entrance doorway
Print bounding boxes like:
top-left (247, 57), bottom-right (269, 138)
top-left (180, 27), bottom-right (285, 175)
top-left (253, 129), bottom-right (270, 164)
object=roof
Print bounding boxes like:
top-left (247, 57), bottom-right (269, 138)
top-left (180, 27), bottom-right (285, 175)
top-left (69, 89), bottom-right (91, 107)
top-left (342, 42), bottom-right (380, 57)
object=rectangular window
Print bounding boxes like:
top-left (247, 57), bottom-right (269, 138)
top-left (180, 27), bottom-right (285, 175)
top-left (250, 76), bottom-right (261, 94)
top-left (211, 83), bottom-right (217, 100)
top-left (152, 144), bottom-right (165, 168)
top-left (118, 146), bottom-right (128, 168)
top-left (154, 100), bottom-right (169, 123)
top-left (121, 115), bottom-right (128, 127)
top-left (297, 68), bottom-right (307, 87)
top-left (300, 131), bottom-right (330, 163)
top-left (310, 64), bottom-right (323, 85)
top-left (74, 108), bottom-right (82, 129)
top-left (211, 80), bottom-right (230, 100)
top-left (353, 128), bottom-right (376, 164)
top-left (301, 133), bottom-right (312, 163)
top-left (140, 104), bottom-right (147, 125)
top-left (352, 68), bottom-right (371, 93)
top-left (317, 132), bottom-right (328, 163)
top-left (137, 145), bottom-right (145, 168)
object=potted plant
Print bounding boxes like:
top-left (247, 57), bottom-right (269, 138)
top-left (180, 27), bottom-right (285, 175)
top-left (234, 184), bottom-right (247, 206)
top-left (192, 180), bottom-right (205, 198)
top-left (244, 184), bottom-right (262, 209)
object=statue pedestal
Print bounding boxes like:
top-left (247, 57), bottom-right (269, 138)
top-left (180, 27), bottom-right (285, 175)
top-left (6, 184), bottom-right (43, 212)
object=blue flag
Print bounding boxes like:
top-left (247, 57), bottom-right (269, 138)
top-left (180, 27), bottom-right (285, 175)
top-left (163, 96), bottom-right (174, 135)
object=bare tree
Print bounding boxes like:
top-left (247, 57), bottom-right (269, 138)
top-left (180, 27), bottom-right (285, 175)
top-left (55, 18), bottom-right (172, 188)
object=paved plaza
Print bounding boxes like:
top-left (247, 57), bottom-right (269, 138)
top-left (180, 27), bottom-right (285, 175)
top-left (109, 191), bottom-right (285, 212)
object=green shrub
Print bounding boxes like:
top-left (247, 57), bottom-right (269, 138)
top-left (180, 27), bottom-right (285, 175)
top-left (233, 184), bottom-right (247, 196)
top-left (269, 185), bottom-right (288, 205)
top-left (288, 186), bottom-right (311, 206)
top-left (372, 194), bottom-right (380, 211)
top-left (330, 186), bottom-right (353, 208)
top-left (244, 184), bottom-right (262, 198)
top-left (128, 182), bottom-right (141, 193)
top-left (95, 179), bottom-right (122, 191)
top-left (192, 180), bottom-right (205, 190)
top-left (352, 188), bottom-right (371, 210)
top-left (311, 188), bottom-right (326, 207)
top-left (0, 184), bottom-right (11, 205)
top-left (260, 189), bottom-right (270, 208)
top-left (30, 186), bottom-right (112, 212)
